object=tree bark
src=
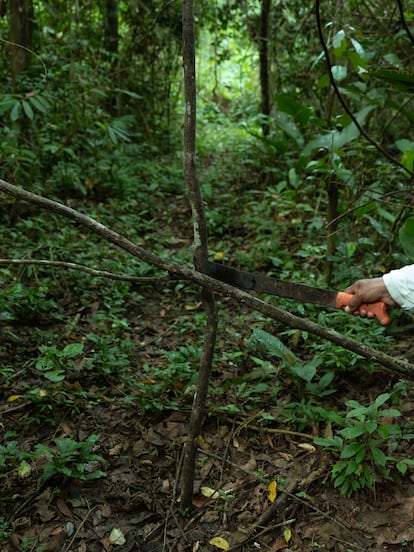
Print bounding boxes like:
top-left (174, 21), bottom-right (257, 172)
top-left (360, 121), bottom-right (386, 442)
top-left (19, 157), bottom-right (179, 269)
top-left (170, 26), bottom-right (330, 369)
top-left (180, 0), bottom-right (218, 510)
top-left (9, 0), bottom-right (33, 89)
top-left (103, 0), bottom-right (119, 55)
top-left (259, 0), bottom-right (271, 136)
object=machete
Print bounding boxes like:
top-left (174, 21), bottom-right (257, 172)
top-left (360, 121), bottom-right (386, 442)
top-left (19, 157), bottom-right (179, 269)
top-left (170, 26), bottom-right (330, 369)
top-left (202, 260), bottom-right (390, 325)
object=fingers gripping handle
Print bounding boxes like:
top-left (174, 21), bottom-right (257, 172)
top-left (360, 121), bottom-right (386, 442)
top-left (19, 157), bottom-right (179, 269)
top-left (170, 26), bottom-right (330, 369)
top-left (335, 292), bottom-right (390, 325)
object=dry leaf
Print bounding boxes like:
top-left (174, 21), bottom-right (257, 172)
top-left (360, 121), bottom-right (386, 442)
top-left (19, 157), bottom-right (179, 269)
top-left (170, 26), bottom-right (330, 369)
top-left (209, 536), bottom-right (230, 550)
top-left (268, 480), bottom-right (277, 502)
top-left (184, 302), bottom-right (201, 311)
top-left (109, 527), bottom-right (126, 545)
top-left (201, 486), bottom-right (220, 499)
top-left (109, 443), bottom-right (123, 456)
top-left (297, 443), bottom-right (316, 452)
top-left (56, 498), bottom-right (72, 518)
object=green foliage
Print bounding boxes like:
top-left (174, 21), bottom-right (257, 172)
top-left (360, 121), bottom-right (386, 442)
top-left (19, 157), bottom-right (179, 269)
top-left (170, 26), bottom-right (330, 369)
top-left (399, 216), bottom-right (414, 260)
top-left (315, 393), bottom-right (414, 496)
top-left (35, 434), bottom-right (106, 483)
top-left (251, 328), bottom-right (320, 383)
top-left (0, 516), bottom-right (9, 545)
top-left (36, 343), bottom-right (84, 382)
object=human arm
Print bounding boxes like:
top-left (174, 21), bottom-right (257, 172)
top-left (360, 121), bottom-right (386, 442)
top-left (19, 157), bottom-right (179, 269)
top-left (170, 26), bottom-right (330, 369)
top-left (344, 265), bottom-right (414, 317)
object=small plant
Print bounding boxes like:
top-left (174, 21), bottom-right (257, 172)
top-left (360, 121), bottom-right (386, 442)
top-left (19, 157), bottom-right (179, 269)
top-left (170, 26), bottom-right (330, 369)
top-left (0, 431), bottom-right (33, 473)
top-left (0, 516), bottom-right (10, 544)
top-left (35, 342), bottom-right (84, 382)
top-left (35, 434), bottom-right (106, 483)
top-left (315, 393), bottom-right (414, 496)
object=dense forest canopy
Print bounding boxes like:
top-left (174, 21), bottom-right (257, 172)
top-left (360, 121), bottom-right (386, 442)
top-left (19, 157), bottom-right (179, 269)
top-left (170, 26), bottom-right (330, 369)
top-left (2, 1), bottom-right (414, 550)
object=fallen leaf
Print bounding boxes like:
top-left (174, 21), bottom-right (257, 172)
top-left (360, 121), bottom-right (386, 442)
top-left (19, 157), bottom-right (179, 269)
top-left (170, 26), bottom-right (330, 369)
top-left (57, 498), bottom-right (72, 517)
top-left (268, 480), bottom-right (277, 502)
top-left (201, 486), bottom-right (220, 499)
top-left (209, 536), bottom-right (230, 550)
top-left (283, 528), bottom-right (292, 543)
top-left (297, 443), bottom-right (316, 452)
top-left (184, 302), bottom-right (201, 311)
top-left (7, 395), bottom-right (22, 402)
top-left (109, 527), bottom-right (126, 546)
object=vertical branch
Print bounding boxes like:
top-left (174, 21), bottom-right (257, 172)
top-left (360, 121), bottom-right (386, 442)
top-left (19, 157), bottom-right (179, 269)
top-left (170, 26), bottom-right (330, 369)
top-left (180, 0), bottom-right (218, 510)
top-left (259, 0), bottom-right (271, 137)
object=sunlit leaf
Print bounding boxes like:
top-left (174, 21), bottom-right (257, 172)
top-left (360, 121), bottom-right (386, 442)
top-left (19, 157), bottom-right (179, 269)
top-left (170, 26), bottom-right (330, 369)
top-left (267, 480), bottom-right (277, 502)
top-left (201, 486), bottom-right (220, 499)
top-left (284, 528), bottom-right (292, 543)
top-left (109, 528), bottom-right (126, 545)
top-left (7, 395), bottom-right (22, 402)
top-left (209, 536), bottom-right (230, 550)
top-left (297, 443), bottom-right (316, 452)
top-left (18, 460), bottom-right (31, 478)
top-left (184, 303), bottom-right (201, 311)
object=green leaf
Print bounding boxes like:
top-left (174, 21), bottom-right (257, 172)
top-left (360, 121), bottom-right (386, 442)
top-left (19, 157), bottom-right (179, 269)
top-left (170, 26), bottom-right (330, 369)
top-left (338, 425), bottom-right (367, 439)
top-left (288, 362), bottom-right (317, 383)
top-left (372, 67), bottom-right (414, 93)
top-left (22, 100), bottom-right (34, 120)
top-left (332, 29), bottom-right (346, 55)
top-left (370, 446), bottom-right (387, 468)
top-left (10, 101), bottom-right (21, 122)
top-left (29, 95), bottom-right (49, 114)
top-left (63, 343), bottom-right (84, 358)
top-left (340, 442), bottom-right (365, 459)
top-left (303, 105), bottom-right (375, 155)
top-left (373, 393), bottom-right (391, 409)
top-left (314, 436), bottom-right (343, 449)
top-left (275, 94), bottom-right (312, 125)
top-left (43, 370), bottom-right (65, 382)
top-left (399, 216), bottom-right (414, 259)
top-left (252, 329), bottom-right (297, 366)
top-left (331, 65), bottom-right (347, 82)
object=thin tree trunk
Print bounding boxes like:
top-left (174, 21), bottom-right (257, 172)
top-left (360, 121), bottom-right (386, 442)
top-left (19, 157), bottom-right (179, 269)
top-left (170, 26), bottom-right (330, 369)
top-left (180, 0), bottom-right (218, 510)
top-left (259, 0), bottom-right (271, 136)
top-left (103, 0), bottom-right (119, 55)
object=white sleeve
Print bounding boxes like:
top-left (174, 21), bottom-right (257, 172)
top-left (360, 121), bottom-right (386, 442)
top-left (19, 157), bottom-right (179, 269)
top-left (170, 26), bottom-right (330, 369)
top-left (383, 265), bottom-right (414, 311)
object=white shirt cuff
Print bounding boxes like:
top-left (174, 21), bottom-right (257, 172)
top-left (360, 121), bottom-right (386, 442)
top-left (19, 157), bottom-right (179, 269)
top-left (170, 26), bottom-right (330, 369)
top-left (383, 265), bottom-right (414, 311)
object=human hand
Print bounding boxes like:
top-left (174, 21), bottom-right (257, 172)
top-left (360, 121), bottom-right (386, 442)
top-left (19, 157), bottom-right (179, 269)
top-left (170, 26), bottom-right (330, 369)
top-left (344, 277), bottom-right (395, 318)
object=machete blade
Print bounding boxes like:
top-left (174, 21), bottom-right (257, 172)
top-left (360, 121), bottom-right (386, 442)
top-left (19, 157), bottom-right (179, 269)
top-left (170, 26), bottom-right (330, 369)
top-left (202, 260), bottom-right (338, 306)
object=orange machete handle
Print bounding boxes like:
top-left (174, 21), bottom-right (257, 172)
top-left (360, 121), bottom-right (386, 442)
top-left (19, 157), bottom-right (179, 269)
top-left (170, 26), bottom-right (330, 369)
top-left (335, 292), bottom-right (390, 325)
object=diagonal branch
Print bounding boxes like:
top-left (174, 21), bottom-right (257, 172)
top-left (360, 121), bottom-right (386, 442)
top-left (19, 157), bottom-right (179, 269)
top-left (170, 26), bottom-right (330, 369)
top-left (0, 178), bottom-right (413, 380)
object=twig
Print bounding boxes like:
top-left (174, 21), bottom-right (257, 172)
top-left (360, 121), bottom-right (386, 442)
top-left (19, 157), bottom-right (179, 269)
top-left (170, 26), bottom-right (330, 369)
top-left (61, 500), bottom-right (97, 552)
top-left (0, 258), bottom-right (172, 284)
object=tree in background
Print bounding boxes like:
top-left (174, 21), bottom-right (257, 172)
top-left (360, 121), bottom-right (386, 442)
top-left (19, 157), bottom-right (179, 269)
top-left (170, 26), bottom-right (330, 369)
top-left (9, 0), bottom-right (34, 90)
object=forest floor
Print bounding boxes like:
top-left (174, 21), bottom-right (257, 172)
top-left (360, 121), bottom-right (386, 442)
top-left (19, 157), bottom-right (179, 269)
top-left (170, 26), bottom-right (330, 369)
top-left (2, 188), bottom-right (414, 552)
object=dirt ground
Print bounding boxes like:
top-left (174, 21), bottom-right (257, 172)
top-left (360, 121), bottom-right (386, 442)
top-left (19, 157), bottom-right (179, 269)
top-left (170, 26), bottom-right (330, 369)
top-left (2, 286), bottom-right (414, 552)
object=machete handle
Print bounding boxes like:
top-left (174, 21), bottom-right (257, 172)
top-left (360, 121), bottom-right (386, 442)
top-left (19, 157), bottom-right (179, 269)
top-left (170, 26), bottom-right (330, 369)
top-left (335, 292), bottom-right (390, 325)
